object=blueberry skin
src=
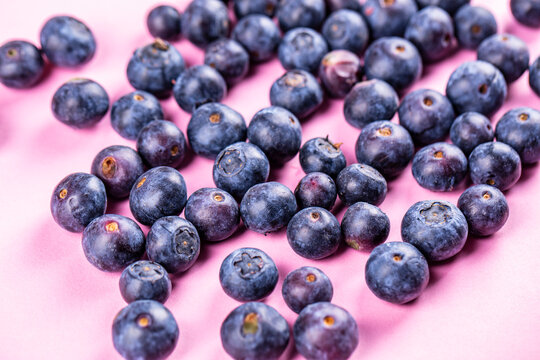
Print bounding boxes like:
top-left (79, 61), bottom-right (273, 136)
top-left (221, 302), bottom-right (290, 360)
top-left (39, 15), bottom-right (95, 67)
top-left (82, 214), bottom-right (145, 272)
top-left (495, 107), bottom-right (540, 164)
top-left (511, 0), bottom-right (540, 27)
top-left (469, 142), bottom-right (522, 191)
top-left (233, 0), bottom-right (279, 18)
top-left (293, 302), bottom-right (359, 360)
top-left (364, 37), bottom-right (423, 92)
top-left (50, 173), bottom-right (107, 233)
top-left (269, 69), bottom-right (324, 119)
top-left (342, 202), bottom-right (390, 251)
top-left (129, 166), bottom-right (187, 226)
top-left (361, 0), bottom-right (418, 40)
top-left (147, 216), bottom-right (201, 273)
top-left (365, 241), bottom-right (430, 304)
top-left (276, 0), bottom-right (327, 32)
top-left (322, 10), bottom-right (369, 56)
top-left (112, 300), bottom-right (179, 360)
top-left (454, 5), bottom-right (497, 49)
top-left (184, 187), bottom-right (240, 242)
top-left (119, 260), bottom-right (172, 303)
top-left (51, 78), bottom-right (109, 129)
top-left (458, 185), bottom-right (509, 237)
top-left (213, 142), bottom-right (270, 200)
top-left (416, 0), bottom-right (469, 15)
top-left (172, 65), bottom-right (227, 113)
top-left (187, 103), bottom-right (247, 159)
top-left (295, 172), bottom-right (337, 210)
top-left (446, 60), bottom-right (507, 117)
top-left (530, 57), bottom-right (540, 97)
top-left (278, 28), bottom-right (329, 74)
top-left (299, 137), bottom-right (347, 178)
top-left (136, 120), bottom-right (187, 169)
top-left (401, 200), bottom-right (468, 262)
top-left (204, 39), bottom-right (249, 85)
top-left (0, 40), bottom-right (44, 89)
top-left (240, 182), bottom-right (297, 234)
top-left (326, 0), bottom-right (362, 12)
top-left (355, 120), bottom-right (415, 179)
top-left (247, 106), bottom-right (302, 164)
top-left (449, 112), bottom-right (494, 156)
top-left (318, 50), bottom-right (362, 98)
top-left (181, 0), bottom-right (230, 48)
top-left (147, 5), bottom-right (182, 41)
top-left (232, 15), bottom-right (281, 63)
top-left (336, 164), bottom-right (387, 206)
top-left (282, 266), bottom-right (333, 314)
top-left (110, 91), bottom-right (164, 140)
top-left (344, 79), bottom-right (399, 129)
top-left (477, 34), bottom-right (530, 83)
top-left (91, 145), bottom-right (145, 198)
top-left (219, 247), bottom-right (279, 301)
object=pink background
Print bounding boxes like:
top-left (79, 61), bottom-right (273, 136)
top-left (1, 0), bottom-right (540, 359)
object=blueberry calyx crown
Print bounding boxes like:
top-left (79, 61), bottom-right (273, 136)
top-left (174, 228), bottom-right (198, 256)
top-left (233, 252), bottom-right (264, 277)
top-left (419, 202), bottom-right (451, 225)
top-left (217, 149), bottom-right (245, 175)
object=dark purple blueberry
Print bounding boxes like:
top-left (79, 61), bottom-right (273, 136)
top-left (39, 15), bottom-right (95, 67)
top-left (50, 172), bottom-right (107, 233)
top-left (181, 0), bottom-right (230, 48)
top-left (326, 0), bottom-right (362, 12)
top-left (136, 120), bottom-right (187, 169)
top-left (184, 187), bottom-right (240, 242)
top-left (269, 69), bottom-right (324, 119)
top-left (247, 106), bottom-right (302, 164)
top-left (355, 120), bottom-right (415, 179)
top-left (278, 27), bottom-right (329, 74)
top-left (172, 65), bottom-right (227, 113)
top-left (322, 9), bottom-right (369, 56)
top-left (477, 34), bottom-right (530, 83)
top-left (293, 302), bottom-right (358, 360)
top-left (341, 202), bottom-right (390, 251)
top-left (530, 56), bottom-right (540, 97)
top-left (110, 91), bottom-right (164, 140)
top-left (416, 0), bottom-right (469, 14)
top-left (295, 172), bottom-right (337, 210)
top-left (129, 166), bottom-right (187, 226)
top-left (449, 112), bottom-right (494, 156)
top-left (454, 5), bottom-right (497, 49)
top-left (299, 136), bottom-right (347, 178)
top-left (82, 214), bottom-right (145, 272)
top-left (282, 266), bottom-right (333, 313)
top-left (232, 14), bottom-right (281, 63)
top-left (469, 142), bottom-right (522, 191)
top-left (336, 164), bottom-right (387, 206)
top-left (204, 39), bottom-right (249, 85)
top-left (401, 200), bottom-right (468, 261)
top-left (119, 260), bottom-right (172, 303)
top-left (344, 79), bottom-right (399, 129)
top-left (365, 241), bottom-right (429, 304)
top-left (213, 142), bottom-right (270, 200)
top-left (112, 300), bottom-right (179, 360)
top-left (233, 0), bottom-right (279, 18)
top-left (146, 216), bottom-right (200, 274)
top-left (91, 145), bottom-right (145, 198)
top-left (147, 5), bottom-right (182, 41)
top-left (240, 182), bottom-right (297, 234)
top-left (276, 0), bottom-right (327, 32)
top-left (0, 40), bottom-right (44, 89)
top-left (361, 0), bottom-right (418, 39)
top-left (495, 107), bottom-right (540, 164)
top-left (318, 50), bottom-right (362, 98)
top-left (51, 78), bottom-right (109, 129)
top-left (219, 247), bottom-right (279, 301)
top-left (511, 0), bottom-right (540, 27)
top-left (221, 302), bottom-right (290, 360)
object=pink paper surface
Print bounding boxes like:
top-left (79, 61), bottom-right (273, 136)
top-left (1, 1), bottom-right (540, 359)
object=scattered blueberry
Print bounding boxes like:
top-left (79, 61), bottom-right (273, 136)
top-left (295, 172), bottom-right (337, 210)
top-left (204, 39), bottom-right (249, 85)
top-left (110, 91), bottom-right (164, 140)
top-left (318, 50), bottom-right (362, 98)
top-left (477, 34), bottom-right (530, 83)
top-left (322, 9), bottom-right (370, 56)
top-left (510, 0), bottom-right (540, 27)
top-left (361, 0), bottom-right (418, 39)
top-left (341, 202), bottom-right (390, 251)
top-left (449, 112), bottom-right (494, 156)
top-left (232, 14), bottom-right (281, 62)
top-left (299, 136), bottom-right (346, 178)
top-left (181, 0), bottom-right (230, 48)
top-left (495, 107), bottom-right (540, 164)
top-left (336, 163), bottom-right (387, 206)
top-left (454, 5), bottom-right (497, 49)
top-left (530, 56), bottom-right (540, 97)
top-left (469, 142), bottom-right (522, 191)
top-left (416, 0), bottom-right (470, 15)
top-left (119, 260), bottom-right (172, 303)
top-left (147, 5), bottom-right (182, 41)
top-left (233, 0), bottom-right (279, 18)
top-left (172, 65), bottom-right (227, 113)
top-left (278, 27), bottom-right (329, 73)
top-left (276, 0), bottom-right (327, 32)
top-left (136, 120), bottom-right (187, 168)
top-left (282, 266), bottom-right (333, 313)
top-left (0, 40), bottom-right (44, 89)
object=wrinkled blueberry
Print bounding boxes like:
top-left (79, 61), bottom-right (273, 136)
top-left (469, 142), bottom-right (522, 191)
top-left (204, 39), bottom-right (249, 85)
top-left (278, 27), bottom-right (328, 73)
top-left (416, 0), bottom-right (469, 14)
top-left (119, 260), bottom-right (172, 303)
top-left (361, 0), bottom-right (418, 39)
top-left (495, 107), bottom-right (540, 164)
top-left (322, 10), bottom-right (369, 56)
top-left (181, 0), bottom-right (230, 48)
top-left (336, 164), bottom-right (387, 206)
top-left (232, 14), bottom-right (281, 62)
top-left (282, 266), bottom-right (333, 313)
top-left (510, 0), bottom-right (540, 27)
top-left (276, 0), bottom-right (327, 32)
top-left (110, 91), bottom-right (164, 140)
top-left (449, 112), bottom-right (494, 156)
top-left (173, 65), bottom-right (227, 113)
top-left (0, 40), bottom-right (44, 89)
top-left (454, 5), bottom-right (497, 49)
top-left (147, 5), bottom-right (182, 41)
top-left (477, 34), bottom-right (530, 83)
top-left (342, 202), bottom-right (390, 251)
top-left (136, 120), bottom-right (187, 168)
top-left (318, 50), bottom-right (362, 98)
top-left (299, 136), bottom-right (347, 178)
top-left (530, 56), bottom-right (540, 97)
top-left (233, 0), bottom-right (279, 18)
top-left (295, 172), bottom-right (337, 210)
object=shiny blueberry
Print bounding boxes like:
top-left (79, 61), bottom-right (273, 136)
top-left (299, 136), bottom-right (346, 178)
top-left (173, 65), bottom-right (227, 113)
top-left (416, 0), bottom-right (469, 14)
top-left (0, 40), bottom-right (44, 89)
top-left (110, 91), bottom-right (164, 140)
top-left (278, 27), bottom-right (328, 74)
top-left (319, 50), bottom-right (362, 98)
top-left (510, 0), bottom-right (540, 27)
top-left (204, 39), bottom-right (249, 85)
top-left (322, 9), bottom-right (369, 56)
top-left (147, 5), bottom-right (182, 41)
top-left (477, 34), bottom-right (530, 83)
top-left (282, 266), bottom-right (333, 313)
top-left (361, 0), bottom-right (418, 39)
top-left (341, 202), bottom-right (390, 251)
top-left (233, 0), bottom-right (279, 18)
top-left (458, 185), bottom-right (509, 237)
top-left (232, 14), bottom-right (281, 63)
top-left (530, 56), bottom-right (540, 97)
top-left (119, 260), bottom-right (172, 303)
top-left (454, 5), bottom-right (497, 49)
top-left (469, 142), bottom-right (522, 191)
top-left (276, 0), bottom-right (327, 32)
top-left (294, 172), bottom-right (337, 210)
top-left (495, 107), bottom-right (540, 164)
top-left (181, 0), bottom-right (230, 48)
top-left (136, 120), bottom-right (187, 168)
top-left (336, 164), bottom-right (387, 206)
top-left (449, 112), bottom-right (494, 156)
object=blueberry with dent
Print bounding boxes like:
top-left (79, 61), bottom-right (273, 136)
top-left (449, 112), bottom-right (494, 156)
top-left (318, 50), bottom-right (363, 98)
top-left (294, 172), bottom-right (337, 210)
top-left (110, 91), bottom-right (164, 140)
top-left (336, 164), bottom-right (387, 206)
top-left (341, 202), bottom-right (390, 251)
top-left (172, 65), bottom-right (227, 113)
top-left (299, 137), bottom-right (347, 178)
top-left (468, 142), bottom-right (522, 191)
top-left (278, 27), bottom-right (329, 73)
top-left (119, 260), bottom-right (172, 303)
top-left (136, 120), bottom-right (187, 169)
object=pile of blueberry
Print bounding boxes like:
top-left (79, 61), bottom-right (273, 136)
top-left (3, 0), bottom-right (540, 358)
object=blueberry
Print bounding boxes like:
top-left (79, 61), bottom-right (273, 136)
top-left (278, 27), bottom-right (329, 73)
top-left (344, 79), bottom-right (399, 129)
top-left (365, 241), bottom-right (430, 304)
top-left (240, 182), bottom-right (297, 234)
top-left (326, 0), bottom-right (362, 12)
top-left (355, 120), bottom-right (415, 179)
top-left (401, 200), bottom-right (468, 261)
top-left (172, 65), bottom-right (227, 113)
top-left (91, 145), bottom-right (145, 198)
top-left (364, 37), bottom-right (423, 92)
top-left (530, 56), bottom-right (540, 97)
top-left (181, 0), bottom-right (230, 48)
top-left (233, 0), bottom-right (279, 18)
top-left (129, 166), bottom-right (187, 225)
top-left (51, 78), bottom-right (109, 129)
top-left (119, 260), bottom-right (172, 303)
top-left (269, 69), bottom-right (324, 119)
top-left (276, 0), bottom-right (326, 32)
top-left (39, 15), bottom-right (95, 67)
top-left (0, 40), bottom-right (44, 89)
top-left (126, 39), bottom-right (186, 98)
top-left (50, 173), bottom-right (107, 233)
top-left (336, 164), bottom-right (387, 206)
top-left (82, 214), bottom-right (145, 272)
top-left (299, 136), bottom-right (347, 178)
top-left (295, 172), bottom-right (337, 210)
top-left (184, 187), bottom-right (240, 242)
top-left (232, 14), bottom-right (281, 63)
top-left (319, 50), bottom-right (362, 99)
top-left (458, 185), bottom-right (509, 237)
top-left (213, 142), bottom-right (270, 200)
top-left (495, 107), bottom-right (540, 164)
top-left (449, 112), bottom-right (494, 156)
top-left (293, 302), bottom-right (359, 360)
top-left (247, 106), bottom-right (302, 164)
top-left (110, 91), bottom-right (164, 140)
top-left (221, 302), bottom-right (289, 359)
top-left (468, 142), bottom-right (522, 191)
top-left (322, 10), bottom-right (369, 56)
top-left (477, 34), bottom-right (530, 83)
top-left (146, 5), bottom-right (182, 41)
top-left (510, 0), bottom-right (540, 27)
top-left (454, 5), bottom-right (497, 49)
top-left (361, 0), bottom-right (418, 39)
top-left (112, 300), bottom-right (179, 360)
top-left (282, 266), bottom-right (333, 313)
top-left (204, 39), bottom-right (249, 85)
top-left (416, 0), bottom-right (469, 15)
top-left (219, 247), bottom-right (279, 301)
top-left (136, 120), bottom-right (187, 168)
top-left (341, 202), bottom-right (390, 251)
